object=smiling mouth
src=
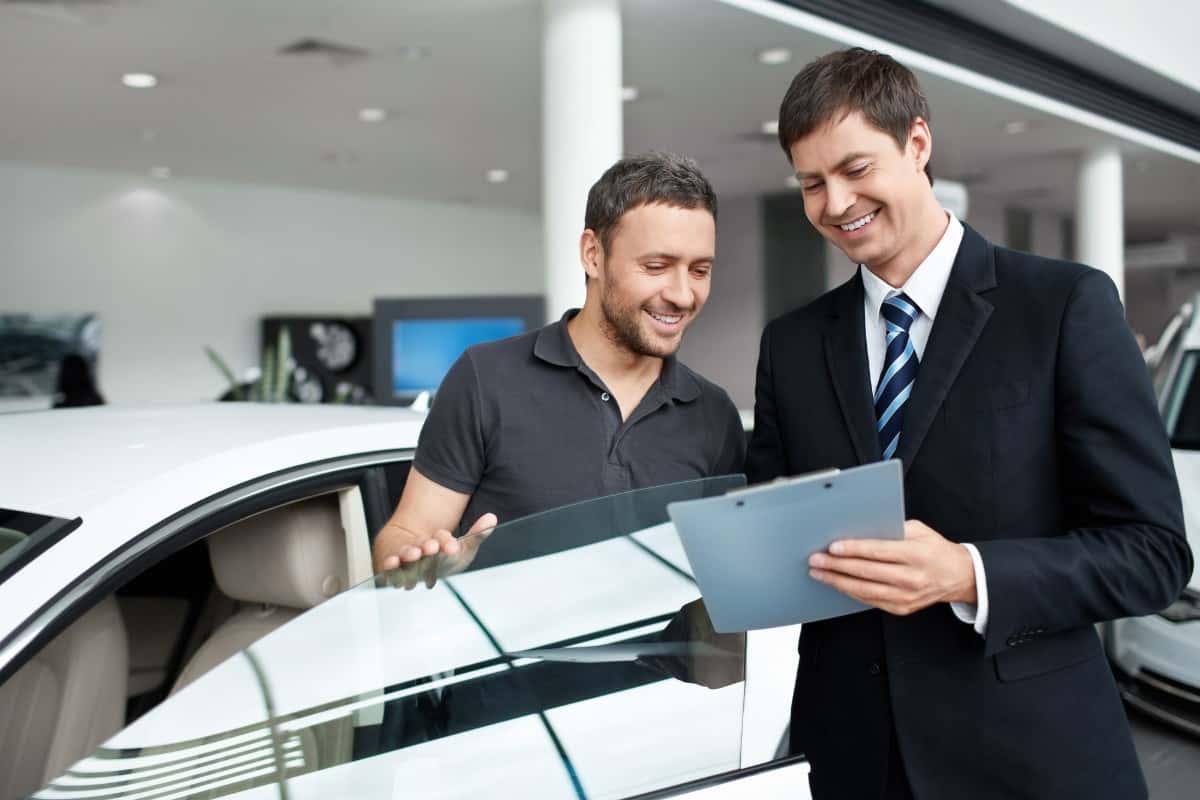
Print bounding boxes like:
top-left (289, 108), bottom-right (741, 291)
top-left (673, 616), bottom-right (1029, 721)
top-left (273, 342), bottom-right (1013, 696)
top-left (835, 210), bottom-right (878, 233)
top-left (645, 309), bottom-right (685, 328)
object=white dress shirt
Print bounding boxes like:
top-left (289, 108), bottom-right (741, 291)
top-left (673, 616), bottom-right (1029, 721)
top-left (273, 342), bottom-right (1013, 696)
top-left (859, 211), bottom-right (990, 635)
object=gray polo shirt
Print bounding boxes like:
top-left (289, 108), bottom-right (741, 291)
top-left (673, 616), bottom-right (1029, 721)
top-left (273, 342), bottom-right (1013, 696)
top-left (413, 311), bottom-right (746, 531)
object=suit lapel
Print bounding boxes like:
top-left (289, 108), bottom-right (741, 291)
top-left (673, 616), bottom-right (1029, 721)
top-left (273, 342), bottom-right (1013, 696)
top-left (894, 225), bottom-right (997, 472)
top-left (824, 274), bottom-right (880, 465)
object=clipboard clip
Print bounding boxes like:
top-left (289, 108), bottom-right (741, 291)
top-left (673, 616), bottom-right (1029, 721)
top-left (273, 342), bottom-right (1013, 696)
top-left (726, 468), bottom-right (841, 499)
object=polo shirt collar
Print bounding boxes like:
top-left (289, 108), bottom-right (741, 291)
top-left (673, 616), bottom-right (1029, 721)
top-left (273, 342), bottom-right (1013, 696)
top-left (533, 309), bottom-right (701, 403)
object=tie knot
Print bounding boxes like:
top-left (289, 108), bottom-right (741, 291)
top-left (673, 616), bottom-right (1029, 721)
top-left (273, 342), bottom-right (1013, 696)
top-left (882, 293), bottom-right (919, 332)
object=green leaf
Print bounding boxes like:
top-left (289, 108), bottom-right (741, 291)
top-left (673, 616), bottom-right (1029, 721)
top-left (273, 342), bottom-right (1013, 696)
top-left (274, 327), bottom-right (292, 403)
top-left (204, 347), bottom-right (244, 402)
top-left (261, 345), bottom-right (276, 403)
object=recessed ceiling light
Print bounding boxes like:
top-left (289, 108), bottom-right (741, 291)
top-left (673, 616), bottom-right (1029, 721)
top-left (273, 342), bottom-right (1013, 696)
top-left (149, 166), bottom-right (171, 179)
top-left (486, 169), bottom-right (509, 184)
top-left (762, 120), bottom-right (780, 136)
top-left (1003, 120), bottom-right (1029, 135)
top-left (621, 86), bottom-right (639, 102)
top-left (758, 48), bottom-right (792, 66)
top-left (122, 73), bottom-right (158, 89)
top-left (358, 107), bottom-right (387, 123)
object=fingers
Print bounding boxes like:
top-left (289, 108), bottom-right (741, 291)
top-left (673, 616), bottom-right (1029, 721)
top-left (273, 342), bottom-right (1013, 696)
top-left (433, 529), bottom-right (461, 556)
top-left (380, 519), bottom-right (496, 587)
top-left (466, 513), bottom-right (498, 536)
top-left (809, 553), bottom-right (918, 589)
top-left (827, 537), bottom-right (910, 562)
top-left (808, 568), bottom-right (921, 616)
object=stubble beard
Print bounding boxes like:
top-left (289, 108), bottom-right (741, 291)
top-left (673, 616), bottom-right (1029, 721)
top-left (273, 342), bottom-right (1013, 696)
top-left (599, 280), bottom-right (674, 359)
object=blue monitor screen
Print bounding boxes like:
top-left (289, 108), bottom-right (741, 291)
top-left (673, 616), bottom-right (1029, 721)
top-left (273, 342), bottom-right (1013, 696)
top-left (392, 317), bottom-right (525, 395)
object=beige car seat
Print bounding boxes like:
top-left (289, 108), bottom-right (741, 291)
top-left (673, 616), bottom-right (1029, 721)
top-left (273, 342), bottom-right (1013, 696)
top-left (172, 494), bottom-right (349, 693)
top-left (0, 595), bottom-right (129, 799)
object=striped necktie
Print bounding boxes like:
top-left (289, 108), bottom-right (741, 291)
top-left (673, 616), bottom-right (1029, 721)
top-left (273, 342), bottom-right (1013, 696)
top-left (875, 292), bottom-right (920, 460)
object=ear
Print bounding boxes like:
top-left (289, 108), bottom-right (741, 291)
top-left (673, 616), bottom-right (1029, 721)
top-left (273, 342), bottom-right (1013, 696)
top-left (579, 229), bottom-right (604, 281)
top-left (908, 117), bottom-right (933, 175)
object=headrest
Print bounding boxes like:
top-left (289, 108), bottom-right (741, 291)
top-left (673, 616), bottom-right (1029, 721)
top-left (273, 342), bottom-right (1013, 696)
top-left (208, 494), bottom-right (348, 610)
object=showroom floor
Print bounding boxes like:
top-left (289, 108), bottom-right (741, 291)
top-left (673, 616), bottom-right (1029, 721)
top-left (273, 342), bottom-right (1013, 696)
top-left (1130, 708), bottom-right (1200, 798)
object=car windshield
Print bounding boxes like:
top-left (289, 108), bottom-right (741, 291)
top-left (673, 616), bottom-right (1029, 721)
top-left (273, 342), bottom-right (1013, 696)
top-left (0, 507), bottom-right (77, 585)
top-left (42, 476), bottom-right (749, 800)
top-left (1163, 350), bottom-right (1200, 450)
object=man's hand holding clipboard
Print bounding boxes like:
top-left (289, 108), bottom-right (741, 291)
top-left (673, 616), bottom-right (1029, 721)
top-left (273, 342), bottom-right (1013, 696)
top-left (808, 518), bottom-right (978, 617)
top-left (667, 460), bottom-right (976, 632)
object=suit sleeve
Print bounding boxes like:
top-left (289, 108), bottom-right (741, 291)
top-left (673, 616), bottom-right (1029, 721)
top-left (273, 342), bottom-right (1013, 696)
top-left (975, 269), bottom-right (1194, 656)
top-left (745, 322), bottom-right (789, 484)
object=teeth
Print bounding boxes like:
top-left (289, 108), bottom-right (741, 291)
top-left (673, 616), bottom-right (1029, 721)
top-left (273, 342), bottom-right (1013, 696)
top-left (649, 311), bottom-right (682, 324)
top-left (839, 212), bottom-right (876, 232)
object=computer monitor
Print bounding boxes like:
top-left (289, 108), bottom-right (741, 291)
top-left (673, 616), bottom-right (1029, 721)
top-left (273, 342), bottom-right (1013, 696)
top-left (372, 296), bottom-right (544, 405)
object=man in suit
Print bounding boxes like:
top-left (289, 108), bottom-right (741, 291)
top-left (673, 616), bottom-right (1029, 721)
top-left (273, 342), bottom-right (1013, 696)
top-left (747, 48), bottom-right (1193, 799)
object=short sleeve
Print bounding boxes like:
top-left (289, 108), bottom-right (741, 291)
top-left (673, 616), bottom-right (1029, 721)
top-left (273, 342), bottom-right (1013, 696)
top-left (413, 352), bottom-right (487, 494)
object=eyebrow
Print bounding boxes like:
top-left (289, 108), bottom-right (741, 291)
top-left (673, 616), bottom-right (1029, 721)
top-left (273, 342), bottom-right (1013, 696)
top-left (795, 152), bottom-right (873, 180)
top-left (639, 251), bottom-right (714, 262)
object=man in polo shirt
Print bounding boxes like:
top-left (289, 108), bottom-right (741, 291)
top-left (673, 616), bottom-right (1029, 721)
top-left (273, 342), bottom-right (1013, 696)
top-left (373, 152), bottom-right (745, 572)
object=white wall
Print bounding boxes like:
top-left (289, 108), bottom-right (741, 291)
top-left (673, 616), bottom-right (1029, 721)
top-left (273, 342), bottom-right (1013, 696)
top-left (0, 162), bottom-right (542, 405)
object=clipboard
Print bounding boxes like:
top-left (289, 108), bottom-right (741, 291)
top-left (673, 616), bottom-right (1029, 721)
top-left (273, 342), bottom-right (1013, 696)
top-left (667, 460), bottom-right (905, 633)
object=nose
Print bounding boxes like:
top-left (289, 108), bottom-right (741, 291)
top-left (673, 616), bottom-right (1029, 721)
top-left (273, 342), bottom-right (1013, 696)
top-left (661, 265), bottom-right (694, 310)
top-left (825, 178), bottom-right (856, 221)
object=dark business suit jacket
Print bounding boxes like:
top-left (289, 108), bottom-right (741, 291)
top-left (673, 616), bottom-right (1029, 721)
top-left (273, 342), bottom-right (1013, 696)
top-left (746, 224), bottom-right (1193, 800)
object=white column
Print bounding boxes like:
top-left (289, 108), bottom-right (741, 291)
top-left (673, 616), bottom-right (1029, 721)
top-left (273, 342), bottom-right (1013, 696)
top-left (542, 0), bottom-right (623, 321)
top-left (1075, 146), bottom-right (1125, 301)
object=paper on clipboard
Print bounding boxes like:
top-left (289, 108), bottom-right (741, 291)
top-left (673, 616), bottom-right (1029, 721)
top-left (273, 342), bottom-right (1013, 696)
top-left (667, 460), bottom-right (905, 633)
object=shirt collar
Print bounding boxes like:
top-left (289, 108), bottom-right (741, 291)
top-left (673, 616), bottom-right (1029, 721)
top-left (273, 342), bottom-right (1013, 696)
top-left (860, 211), bottom-right (964, 323)
top-left (532, 309), bottom-right (582, 368)
top-left (533, 309), bottom-right (700, 403)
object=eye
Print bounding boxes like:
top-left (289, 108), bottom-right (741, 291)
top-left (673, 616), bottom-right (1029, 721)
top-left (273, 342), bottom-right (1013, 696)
top-left (691, 264), bottom-right (712, 278)
top-left (802, 181), bottom-right (823, 193)
top-left (847, 164), bottom-right (869, 177)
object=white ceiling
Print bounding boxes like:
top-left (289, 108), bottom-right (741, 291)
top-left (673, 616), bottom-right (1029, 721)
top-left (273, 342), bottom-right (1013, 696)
top-left (1, 0), bottom-right (1197, 240)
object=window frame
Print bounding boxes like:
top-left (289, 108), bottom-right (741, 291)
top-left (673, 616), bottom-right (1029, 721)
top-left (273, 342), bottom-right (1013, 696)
top-left (0, 449), bottom-right (413, 689)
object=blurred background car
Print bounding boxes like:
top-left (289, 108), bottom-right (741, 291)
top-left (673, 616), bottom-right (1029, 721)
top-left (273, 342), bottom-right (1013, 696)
top-left (1107, 297), bottom-right (1200, 736)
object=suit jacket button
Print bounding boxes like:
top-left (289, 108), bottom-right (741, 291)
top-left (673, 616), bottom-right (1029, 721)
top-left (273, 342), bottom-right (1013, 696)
top-left (868, 662), bottom-right (881, 676)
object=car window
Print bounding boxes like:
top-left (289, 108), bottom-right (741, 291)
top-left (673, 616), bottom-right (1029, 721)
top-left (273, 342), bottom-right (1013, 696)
top-left (38, 476), bottom-right (752, 800)
top-left (1151, 303), bottom-right (1193, 400)
top-left (0, 507), bottom-right (78, 585)
top-left (1164, 350), bottom-right (1200, 450)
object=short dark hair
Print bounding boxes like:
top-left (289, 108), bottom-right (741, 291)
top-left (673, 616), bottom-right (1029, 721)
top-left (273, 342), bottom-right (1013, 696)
top-left (778, 47), bottom-right (933, 184)
top-left (585, 152), bottom-right (717, 253)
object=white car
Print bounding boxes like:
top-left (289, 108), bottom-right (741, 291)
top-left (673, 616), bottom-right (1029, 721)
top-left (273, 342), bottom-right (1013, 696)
top-left (1107, 300), bottom-right (1200, 736)
top-left (0, 404), bottom-right (805, 800)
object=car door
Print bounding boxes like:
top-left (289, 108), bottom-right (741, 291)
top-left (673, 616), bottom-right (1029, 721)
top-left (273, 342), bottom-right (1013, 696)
top-left (0, 453), bottom-right (413, 800)
top-left (31, 476), bottom-right (774, 800)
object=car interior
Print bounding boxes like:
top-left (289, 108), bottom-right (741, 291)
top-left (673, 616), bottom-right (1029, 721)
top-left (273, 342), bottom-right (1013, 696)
top-left (0, 483), bottom-right (379, 800)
